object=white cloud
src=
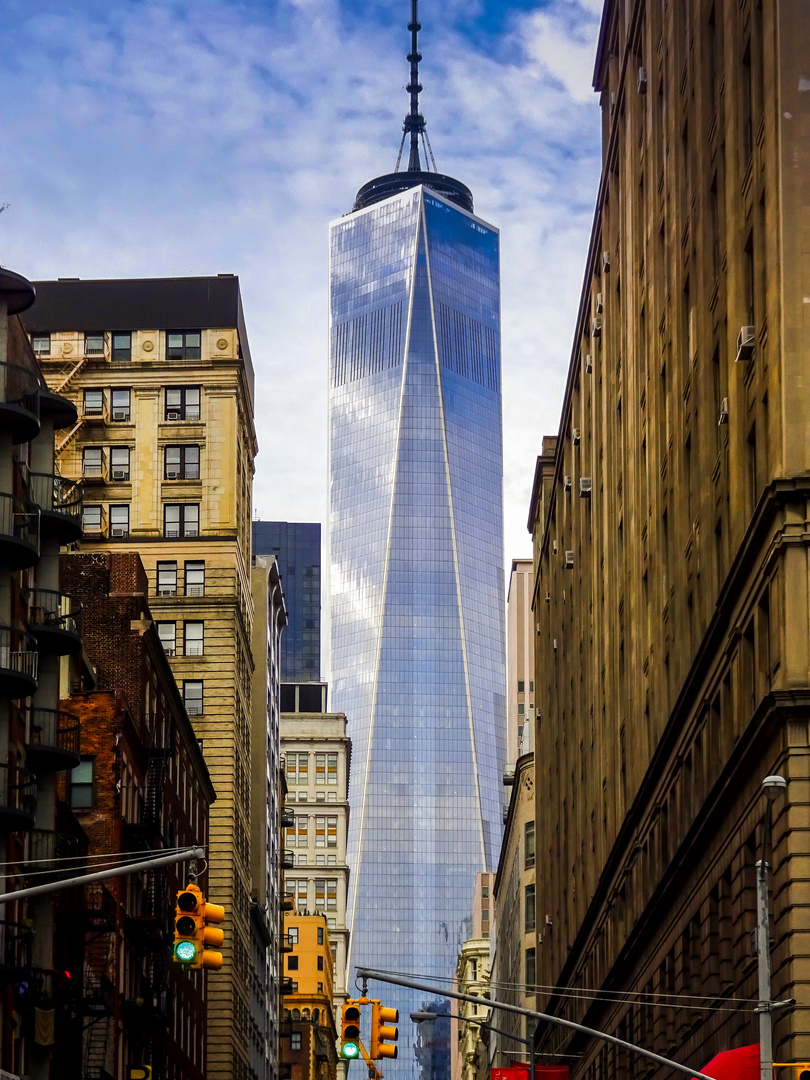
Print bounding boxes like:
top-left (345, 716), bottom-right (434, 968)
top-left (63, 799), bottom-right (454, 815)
top-left (0, 0), bottom-right (603, 566)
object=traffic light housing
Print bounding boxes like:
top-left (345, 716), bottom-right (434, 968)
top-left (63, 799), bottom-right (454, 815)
top-left (127, 1069), bottom-right (153, 1080)
top-left (775, 1067), bottom-right (810, 1079)
top-left (340, 1000), bottom-right (362, 1060)
top-left (173, 885), bottom-right (225, 970)
top-left (370, 1000), bottom-right (399, 1060)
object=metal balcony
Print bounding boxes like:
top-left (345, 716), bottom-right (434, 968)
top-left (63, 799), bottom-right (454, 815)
top-left (0, 920), bottom-right (33, 982)
top-left (28, 589), bottom-right (82, 656)
top-left (26, 707), bottom-right (81, 773)
top-left (281, 808), bottom-right (296, 829)
top-left (0, 625), bottom-right (38, 698)
top-left (0, 361), bottom-right (40, 444)
top-left (282, 850), bottom-right (295, 869)
top-left (0, 492), bottom-right (40, 569)
top-left (82, 883), bottom-right (117, 930)
top-left (26, 828), bottom-right (83, 882)
top-left (27, 471), bottom-right (83, 543)
top-left (38, 387), bottom-right (78, 429)
top-left (0, 764), bottom-right (37, 832)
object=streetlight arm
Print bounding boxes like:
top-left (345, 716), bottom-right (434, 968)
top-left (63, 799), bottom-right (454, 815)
top-left (356, 967), bottom-right (717, 1080)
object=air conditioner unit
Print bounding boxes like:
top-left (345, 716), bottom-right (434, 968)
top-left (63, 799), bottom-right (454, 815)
top-left (111, 526), bottom-right (128, 537)
top-left (563, 475), bottom-right (572, 492)
top-left (638, 66), bottom-right (648, 94)
top-left (112, 409), bottom-right (128, 421)
top-left (552, 540), bottom-right (558, 555)
top-left (167, 411), bottom-right (181, 422)
top-left (552, 638), bottom-right (558, 652)
top-left (572, 427), bottom-right (581, 445)
top-left (111, 468), bottom-right (128, 481)
top-left (585, 354), bottom-right (593, 374)
top-left (580, 477), bottom-right (592, 497)
top-left (165, 469), bottom-right (181, 479)
top-left (602, 250), bottom-right (611, 273)
top-left (735, 325), bottom-right (755, 363)
top-left (594, 293), bottom-right (604, 315)
top-left (564, 551), bottom-right (574, 569)
top-left (158, 587), bottom-right (176, 597)
top-left (718, 397), bottom-right (730, 425)
top-left (185, 528), bottom-right (199, 538)
top-left (592, 317), bottom-right (602, 338)
top-left (186, 584), bottom-right (204, 596)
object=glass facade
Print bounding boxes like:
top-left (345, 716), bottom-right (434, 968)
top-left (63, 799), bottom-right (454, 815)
top-left (253, 521), bottom-right (321, 681)
top-left (329, 185), bottom-right (506, 1078)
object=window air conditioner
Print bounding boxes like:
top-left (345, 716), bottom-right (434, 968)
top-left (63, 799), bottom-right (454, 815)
top-left (592, 318), bottom-right (602, 338)
top-left (552, 540), bottom-right (558, 555)
top-left (111, 527), bottom-right (128, 537)
top-left (564, 551), bottom-right (575, 569)
top-left (112, 409), bottom-right (128, 421)
top-left (579, 477), bottom-right (592, 497)
top-left (602, 250), bottom-right (610, 273)
top-left (166, 469), bottom-right (181, 479)
top-left (735, 325), bottom-right (755, 363)
top-left (572, 427), bottom-right (581, 445)
top-left (158, 587), bottom-right (176, 597)
top-left (585, 354), bottom-right (593, 374)
top-left (111, 468), bottom-right (128, 481)
top-left (718, 397), bottom-right (730, 425)
top-left (638, 66), bottom-right (648, 94)
top-left (594, 293), bottom-right (604, 315)
top-left (167, 411), bottom-right (181, 422)
top-left (563, 475), bottom-right (572, 492)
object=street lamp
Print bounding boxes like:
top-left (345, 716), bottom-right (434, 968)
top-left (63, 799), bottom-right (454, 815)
top-left (758, 774), bottom-right (786, 1080)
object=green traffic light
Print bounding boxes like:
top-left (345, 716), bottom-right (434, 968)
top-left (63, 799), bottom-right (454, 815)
top-left (341, 1042), bottom-right (360, 1060)
top-left (174, 940), bottom-right (197, 963)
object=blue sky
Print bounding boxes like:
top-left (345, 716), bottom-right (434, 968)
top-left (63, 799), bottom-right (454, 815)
top-left (0, 0), bottom-right (603, 568)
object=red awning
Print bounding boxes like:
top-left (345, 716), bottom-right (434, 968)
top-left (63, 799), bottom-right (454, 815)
top-left (694, 1044), bottom-right (760, 1079)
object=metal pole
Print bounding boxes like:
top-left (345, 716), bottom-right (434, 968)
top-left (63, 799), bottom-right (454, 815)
top-left (757, 806), bottom-right (774, 1080)
top-left (356, 967), bottom-right (718, 1080)
top-left (0, 845), bottom-right (205, 904)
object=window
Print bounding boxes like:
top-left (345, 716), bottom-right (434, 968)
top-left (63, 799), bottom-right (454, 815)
top-left (287, 927), bottom-right (298, 945)
top-left (85, 332), bottom-right (104, 355)
top-left (315, 816), bottom-right (326, 848)
top-left (315, 791), bottom-right (325, 802)
top-left (526, 948), bottom-right (536, 988)
top-left (69, 758), bottom-right (94, 809)
top-left (82, 505), bottom-right (102, 532)
top-left (292, 816), bottom-right (307, 848)
top-left (112, 332), bottom-right (131, 361)
top-left (290, 1033), bottom-right (301, 1051)
top-left (316, 854), bottom-right (325, 866)
top-left (314, 879), bottom-right (325, 907)
top-left (157, 561), bottom-right (178, 596)
top-left (183, 680), bottom-right (203, 716)
top-left (327, 791), bottom-right (337, 803)
top-left (111, 388), bottom-right (131, 421)
top-left (327, 753), bottom-right (337, 784)
top-left (165, 445), bottom-right (200, 480)
top-left (529, 681), bottom-right (534, 692)
top-left (317, 982), bottom-right (323, 993)
top-left (525, 820), bottom-right (536, 869)
top-left (110, 446), bottom-right (130, 481)
top-left (109, 505), bottom-right (129, 537)
top-left (287, 754), bottom-right (308, 784)
top-left (518, 703), bottom-right (525, 715)
top-left (315, 754), bottom-right (326, 784)
top-left (184, 622), bottom-right (204, 657)
top-left (165, 386), bottom-right (201, 421)
top-left (166, 330), bottom-right (201, 360)
top-left (326, 879), bottom-right (337, 910)
top-left (317, 956), bottom-right (324, 971)
top-left (327, 854), bottom-right (336, 866)
top-left (524, 884), bottom-right (536, 932)
top-left (157, 622), bottom-right (177, 656)
top-left (518, 680), bottom-right (524, 692)
top-left (164, 503), bottom-right (199, 538)
top-left (184, 561), bottom-right (205, 596)
top-left (287, 956), bottom-right (299, 971)
top-left (32, 334), bottom-right (50, 355)
top-left (481, 886), bottom-right (489, 898)
top-left (83, 389), bottom-right (104, 417)
top-left (83, 447), bottom-right (104, 478)
top-left (326, 817), bottom-right (337, 847)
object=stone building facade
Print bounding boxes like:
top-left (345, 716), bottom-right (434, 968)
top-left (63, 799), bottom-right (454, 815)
top-left (529, 0), bottom-right (810, 1075)
top-left (24, 276), bottom-right (258, 1079)
top-left (507, 561), bottom-right (536, 763)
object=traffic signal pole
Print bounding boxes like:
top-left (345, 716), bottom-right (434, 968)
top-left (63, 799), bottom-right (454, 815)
top-left (0, 845), bottom-right (205, 904)
top-left (356, 967), bottom-right (718, 1080)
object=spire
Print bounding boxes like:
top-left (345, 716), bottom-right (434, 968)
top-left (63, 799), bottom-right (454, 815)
top-left (395, 0), bottom-right (437, 173)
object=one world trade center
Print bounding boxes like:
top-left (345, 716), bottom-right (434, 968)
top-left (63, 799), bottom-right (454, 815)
top-left (328, 8), bottom-right (506, 1075)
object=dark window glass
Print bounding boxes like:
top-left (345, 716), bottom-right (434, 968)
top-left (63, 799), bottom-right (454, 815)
top-left (164, 504), bottom-right (199, 538)
top-left (526, 947), bottom-right (536, 988)
top-left (287, 956), bottom-right (299, 971)
top-left (109, 505), bottom-right (129, 537)
top-left (70, 758), bottom-right (94, 809)
top-left (166, 331), bottom-right (202, 360)
top-left (317, 956), bottom-right (324, 971)
top-left (112, 332), bottom-right (132, 361)
top-left (184, 621), bottom-right (204, 657)
top-left (524, 884), bottom-right (536, 932)
top-left (183, 680), bottom-right (203, 716)
top-left (317, 927), bottom-right (324, 945)
top-left (32, 334), bottom-right (50, 355)
top-left (111, 388), bottom-right (131, 421)
top-left (524, 821), bottom-right (536, 869)
top-left (165, 445), bottom-right (200, 479)
top-left (110, 446), bottom-right (130, 480)
top-left (157, 622), bottom-right (176, 656)
top-left (517, 680), bottom-right (524, 692)
top-left (157, 561), bottom-right (177, 595)
top-left (165, 386), bottom-right (201, 421)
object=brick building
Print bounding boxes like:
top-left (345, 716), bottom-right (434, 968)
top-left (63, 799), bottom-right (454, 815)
top-left (57, 551), bottom-right (215, 1080)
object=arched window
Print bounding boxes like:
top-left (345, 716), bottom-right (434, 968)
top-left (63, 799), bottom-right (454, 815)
top-left (283, 1009), bottom-right (290, 1020)
top-left (303, 1009), bottom-right (311, 1019)
top-left (313, 1009), bottom-right (320, 1024)
top-left (292, 1009), bottom-right (301, 1020)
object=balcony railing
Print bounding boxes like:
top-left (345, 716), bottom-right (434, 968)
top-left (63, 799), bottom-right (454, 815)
top-left (0, 764), bottom-right (37, 832)
top-left (0, 625), bottom-right (38, 699)
top-left (0, 361), bottom-right (40, 443)
top-left (27, 707), bottom-right (81, 772)
top-left (28, 590), bottom-right (82, 656)
top-left (0, 920), bottom-right (33, 974)
top-left (27, 471), bottom-right (83, 544)
top-left (82, 449), bottom-right (108, 483)
top-left (0, 491), bottom-right (40, 569)
top-left (82, 393), bottom-right (109, 422)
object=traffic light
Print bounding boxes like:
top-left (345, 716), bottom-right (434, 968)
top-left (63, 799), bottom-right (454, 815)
top-left (173, 885), bottom-right (225, 970)
top-left (775, 1067), bottom-right (810, 1079)
top-left (127, 1069), bottom-right (152, 1080)
top-left (370, 1000), bottom-right (399, 1060)
top-left (340, 1000), bottom-right (362, 1060)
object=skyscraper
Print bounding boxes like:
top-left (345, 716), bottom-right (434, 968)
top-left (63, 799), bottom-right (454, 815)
top-left (328, 8), bottom-right (506, 1073)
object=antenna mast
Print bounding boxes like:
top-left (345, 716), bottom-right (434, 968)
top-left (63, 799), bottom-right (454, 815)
top-left (399, 0), bottom-right (428, 172)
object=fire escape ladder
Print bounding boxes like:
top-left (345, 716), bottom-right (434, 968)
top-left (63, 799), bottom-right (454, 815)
top-left (55, 355), bottom-right (89, 393)
top-left (56, 417), bottom-right (86, 454)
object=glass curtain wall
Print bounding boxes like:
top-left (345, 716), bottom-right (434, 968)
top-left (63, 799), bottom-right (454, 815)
top-left (329, 186), bottom-right (506, 1079)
